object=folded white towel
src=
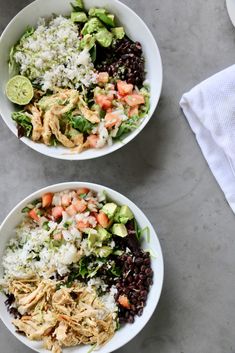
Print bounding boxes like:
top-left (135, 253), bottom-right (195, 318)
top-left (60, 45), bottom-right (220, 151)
top-left (180, 65), bottom-right (235, 213)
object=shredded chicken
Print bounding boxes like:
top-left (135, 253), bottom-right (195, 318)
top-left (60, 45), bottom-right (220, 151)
top-left (8, 278), bottom-right (116, 353)
top-left (22, 88), bottom-right (100, 150)
top-left (26, 105), bottom-right (43, 141)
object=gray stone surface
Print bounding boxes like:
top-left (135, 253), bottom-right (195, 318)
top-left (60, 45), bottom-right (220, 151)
top-left (0, 0), bottom-right (235, 352)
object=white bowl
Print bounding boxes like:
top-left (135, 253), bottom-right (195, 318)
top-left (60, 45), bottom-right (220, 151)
top-left (0, 182), bottom-right (164, 353)
top-left (0, 0), bottom-right (162, 160)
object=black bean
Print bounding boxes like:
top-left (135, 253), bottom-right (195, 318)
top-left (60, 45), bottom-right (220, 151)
top-left (128, 315), bottom-right (134, 323)
top-left (141, 265), bottom-right (146, 272)
top-left (145, 268), bottom-right (152, 276)
top-left (135, 257), bottom-right (143, 265)
top-left (144, 258), bottom-right (151, 265)
top-left (137, 308), bottom-right (143, 316)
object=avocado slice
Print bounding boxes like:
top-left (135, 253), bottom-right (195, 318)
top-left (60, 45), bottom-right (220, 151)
top-left (117, 205), bottom-right (134, 224)
top-left (97, 226), bottom-right (111, 241)
top-left (80, 34), bottom-right (96, 50)
top-left (95, 246), bottom-right (113, 258)
top-left (88, 232), bottom-right (97, 249)
top-left (111, 27), bottom-right (125, 39)
top-left (75, 0), bottom-right (84, 9)
top-left (95, 28), bottom-right (113, 47)
top-left (102, 202), bottom-right (118, 218)
top-left (111, 223), bottom-right (128, 237)
top-left (81, 17), bottom-right (103, 35)
top-left (71, 12), bottom-right (88, 23)
top-left (88, 8), bottom-right (115, 27)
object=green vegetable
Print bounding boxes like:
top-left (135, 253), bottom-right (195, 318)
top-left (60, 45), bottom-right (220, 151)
top-left (31, 198), bottom-right (41, 206)
top-left (114, 116), bottom-right (140, 140)
top-left (42, 221), bottom-right (50, 231)
top-left (95, 28), bottom-right (113, 47)
top-left (89, 8), bottom-right (115, 27)
top-left (102, 202), bottom-right (118, 218)
top-left (138, 226), bottom-right (150, 243)
top-left (63, 221), bottom-right (72, 229)
top-left (111, 27), bottom-right (125, 39)
top-left (75, 0), bottom-right (84, 8)
top-left (81, 17), bottom-right (103, 35)
top-left (110, 265), bottom-right (121, 277)
top-left (94, 246), bottom-right (113, 258)
top-left (97, 226), bottom-right (111, 241)
top-left (9, 45), bottom-right (19, 75)
top-left (79, 193), bottom-right (87, 199)
top-left (70, 0), bottom-right (84, 11)
top-left (111, 223), bottom-right (128, 237)
top-left (12, 111), bottom-right (33, 137)
top-left (21, 206), bottom-right (31, 213)
top-left (50, 136), bottom-right (59, 147)
top-left (90, 45), bottom-right (97, 62)
top-left (80, 34), bottom-right (96, 50)
top-left (69, 115), bottom-right (94, 133)
top-left (21, 26), bottom-right (35, 40)
top-left (114, 205), bottom-right (134, 224)
top-left (71, 12), bottom-right (88, 23)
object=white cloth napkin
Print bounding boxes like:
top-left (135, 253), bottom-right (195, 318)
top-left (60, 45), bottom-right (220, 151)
top-left (180, 64), bottom-right (235, 213)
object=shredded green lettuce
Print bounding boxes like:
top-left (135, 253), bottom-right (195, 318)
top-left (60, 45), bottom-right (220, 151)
top-left (138, 226), bottom-right (150, 243)
top-left (68, 114), bottom-right (94, 133)
top-left (12, 111), bottom-right (33, 137)
top-left (114, 115), bottom-right (140, 140)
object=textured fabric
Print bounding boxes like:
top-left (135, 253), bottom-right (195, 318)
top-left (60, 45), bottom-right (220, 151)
top-left (180, 65), bottom-right (235, 213)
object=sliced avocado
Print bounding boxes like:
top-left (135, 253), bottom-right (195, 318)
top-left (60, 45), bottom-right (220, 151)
top-left (81, 17), bottom-right (104, 35)
top-left (97, 226), bottom-right (111, 241)
top-left (111, 223), bottom-right (128, 237)
top-left (102, 202), bottom-right (118, 218)
top-left (111, 27), bottom-right (125, 39)
top-left (88, 232), bottom-right (97, 249)
top-left (75, 0), bottom-right (84, 9)
top-left (119, 205), bottom-right (134, 224)
top-left (88, 7), bottom-right (106, 16)
top-left (88, 8), bottom-right (115, 27)
top-left (80, 34), bottom-right (96, 50)
top-left (95, 28), bottom-right (113, 47)
top-left (95, 246), bottom-right (113, 258)
top-left (71, 12), bottom-right (88, 23)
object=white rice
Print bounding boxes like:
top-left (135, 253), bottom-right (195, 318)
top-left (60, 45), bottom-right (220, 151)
top-left (14, 16), bottom-right (97, 91)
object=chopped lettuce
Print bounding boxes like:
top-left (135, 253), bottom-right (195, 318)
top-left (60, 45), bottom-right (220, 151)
top-left (114, 116), bottom-right (140, 140)
top-left (12, 111), bottom-right (33, 138)
top-left (69, 114), bottom-right (94, 133)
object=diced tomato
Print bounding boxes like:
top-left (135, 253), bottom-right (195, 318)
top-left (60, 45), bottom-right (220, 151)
top-left (52, 206), bottom-right (63, 220)
top-left (96, 211), bottom-right (109, 228)
top-left (87, 134), bottom-right (99, 148)
top-left (104, 112), bottom-right (121, 129)
top-left (74, 199), bottom-right (87, 213)
top-left (98, 72), bottom-right (109, 83)
top-left (77, 188), bottom-right (90, 195)
top-left (124, 94), bottom-right (145, 107)
top-left (61, 194), bottom-right (71, 207)
top-left (66, 204), bottom-right (77, 217)
top-left (28, 209), bottom-right (40, 222)
top-left (118, 295), bottom-right (131, 309)
top-left (96, 95), bottom-right (112, 110)
top-left (77, 220), bottom-right (89, 231)
top-left (128, 105), bottom-right (139, 117)
top-left (42, 193), bottom-right (53, 208)
top-left (117, 81), bottom-right (133, 96)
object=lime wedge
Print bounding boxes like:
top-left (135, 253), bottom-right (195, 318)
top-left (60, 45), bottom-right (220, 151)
top-left (6, 75), bottom-right (34, 105)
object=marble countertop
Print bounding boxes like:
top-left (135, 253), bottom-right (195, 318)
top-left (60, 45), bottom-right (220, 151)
top-left (0, 1), bottom-right (235, 353)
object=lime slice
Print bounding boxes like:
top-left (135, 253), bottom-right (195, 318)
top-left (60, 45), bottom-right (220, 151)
top-left (6, 75), bottom-right (34, 105)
